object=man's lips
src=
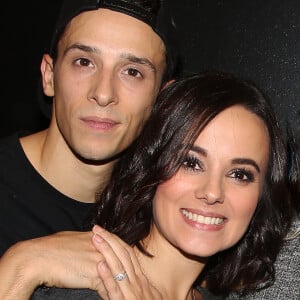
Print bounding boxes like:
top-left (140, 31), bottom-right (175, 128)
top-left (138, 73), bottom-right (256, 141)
top-left (81, 117), bottom-right (119, 130)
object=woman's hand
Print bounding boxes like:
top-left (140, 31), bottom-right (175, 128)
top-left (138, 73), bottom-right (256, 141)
top-left (92, 225), bottom-right (162, 300)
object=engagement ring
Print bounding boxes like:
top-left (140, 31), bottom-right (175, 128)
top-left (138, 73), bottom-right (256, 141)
top-left (113, 271), bottom-right (127, 281)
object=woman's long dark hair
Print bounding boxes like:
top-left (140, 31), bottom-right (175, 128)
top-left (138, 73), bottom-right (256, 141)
top-left (91, 71), bottom-right (299, 294)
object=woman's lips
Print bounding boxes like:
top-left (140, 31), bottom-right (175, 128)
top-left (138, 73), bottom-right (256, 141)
top-left (181, 208), bottom-right (227, 230)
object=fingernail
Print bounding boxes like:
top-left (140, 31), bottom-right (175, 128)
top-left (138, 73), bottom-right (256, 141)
top-left (93, 233), bottom-right (103, 243)
top-left (93, 224), bottom-right (104, 234)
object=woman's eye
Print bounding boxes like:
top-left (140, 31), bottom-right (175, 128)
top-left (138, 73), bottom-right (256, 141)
top-left (228, 168), bottom-right (254, 182)
top-left (182, 155), bottom-right (203, 172)
top-left (124, 68), bottom-right (142, 78)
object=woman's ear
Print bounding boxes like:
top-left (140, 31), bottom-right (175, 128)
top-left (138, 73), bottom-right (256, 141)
top-left (40, 54), bottom-right (55, 97)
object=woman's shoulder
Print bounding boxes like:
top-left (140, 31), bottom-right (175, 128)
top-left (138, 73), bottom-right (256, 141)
top-left (225, 217), bottom-right (300, 299)
top-left (196, 286), bottom-right (224, 300)
top-left (285, 217), bottom-right (300, 240)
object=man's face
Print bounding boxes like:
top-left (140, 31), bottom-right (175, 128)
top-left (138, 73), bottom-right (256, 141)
top-left (43, 8), bottom-right (166, 161)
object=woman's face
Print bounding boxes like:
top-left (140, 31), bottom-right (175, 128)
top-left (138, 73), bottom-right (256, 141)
top-left (152, 105), bottom-right (270, 257)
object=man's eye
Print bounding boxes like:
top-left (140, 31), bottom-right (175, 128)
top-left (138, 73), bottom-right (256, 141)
top-left (75, 58), bottom-right (92, 67)
top-left (125, 68), bottom-right (142, 78)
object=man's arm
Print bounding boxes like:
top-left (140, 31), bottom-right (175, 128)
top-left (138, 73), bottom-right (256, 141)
top-left (0, 231), bottom-right (106, 300)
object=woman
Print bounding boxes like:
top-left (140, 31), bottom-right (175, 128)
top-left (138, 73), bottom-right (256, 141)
top-left (30, 72), bottom-right (298, 299)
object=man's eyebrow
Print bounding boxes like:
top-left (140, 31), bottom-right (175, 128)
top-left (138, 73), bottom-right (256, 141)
top-left (190, 145), bottom-right (261, 172)
top-left (121, 54), bottom-right (156, 72)
top-left (63, 44), bottom-right (156, 72)
top-left (63, 43), bottom-right (100, 56)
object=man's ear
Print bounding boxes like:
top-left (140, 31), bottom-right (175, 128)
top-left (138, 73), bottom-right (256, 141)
top-left (161, 79), bottom-right (176, 91)
top-left (40, 54), bottom-right (55, 97)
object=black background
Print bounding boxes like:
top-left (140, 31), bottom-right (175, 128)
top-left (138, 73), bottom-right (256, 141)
top-left (1, 1), bottom-right (299, 147)
top-left (0, 1), bottom-right (61, 136)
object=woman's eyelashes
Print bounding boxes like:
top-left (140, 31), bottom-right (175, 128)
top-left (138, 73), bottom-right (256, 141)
top-left (227, 167), bottom-right (255, 183)
top-left (182, 154), bottom-right (204, 172)
top-left (182, 153), bottom-right (256, 183)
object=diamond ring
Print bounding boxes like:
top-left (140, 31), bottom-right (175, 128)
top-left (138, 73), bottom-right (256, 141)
top-left (113, 271), bottom-right (127, 281)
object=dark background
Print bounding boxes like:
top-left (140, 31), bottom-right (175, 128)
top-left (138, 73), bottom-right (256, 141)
top-left (1, 1), bottom-right (299, 147)
top-left (0, 1), bottom-right (61, 137)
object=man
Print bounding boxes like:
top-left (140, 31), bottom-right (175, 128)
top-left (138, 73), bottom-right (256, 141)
top-left (0, 0), bottom-right (178, 298)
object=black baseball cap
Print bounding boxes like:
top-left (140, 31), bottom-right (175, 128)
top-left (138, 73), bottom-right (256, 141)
top-left (38, 0), bottom-right (179, 119)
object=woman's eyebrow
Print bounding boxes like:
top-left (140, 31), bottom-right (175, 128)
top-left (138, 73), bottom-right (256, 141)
top-left (190, 145), bottom-right (207, 156)
top-left (231, 158), bottom-right (260, 173)
top-left (190, 145), bottom-right (261, 173)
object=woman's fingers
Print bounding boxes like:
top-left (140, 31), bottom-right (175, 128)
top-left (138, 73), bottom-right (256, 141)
top-left (97, 259), bottom-right (125, 300)
top-left (91, 225), bottom-right (162, 300)
top-left (92, 231), bottom-right (132, 299)
top-left (92, 225), bottom-right (142, 277)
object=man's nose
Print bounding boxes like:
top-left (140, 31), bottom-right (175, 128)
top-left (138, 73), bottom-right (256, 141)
top-left (88, 71), bottom-right (117, 106)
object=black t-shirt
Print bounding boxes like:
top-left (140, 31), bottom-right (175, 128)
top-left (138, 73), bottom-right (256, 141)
top-left (30, 286), bottom-right (223, 300)
top-left (0, 132), bottom-right (94, 256)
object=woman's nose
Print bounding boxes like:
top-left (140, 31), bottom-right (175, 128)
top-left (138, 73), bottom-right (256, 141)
top-left (194, 175), bottom-right (224, 205)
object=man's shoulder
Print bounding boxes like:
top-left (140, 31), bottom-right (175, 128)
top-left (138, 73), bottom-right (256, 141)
top-left (0, 131), bottom-right (32, 178)
top-left (0, 131), bottom-right (30, 157)
top-left (0, 132), bottom-right (18, 148)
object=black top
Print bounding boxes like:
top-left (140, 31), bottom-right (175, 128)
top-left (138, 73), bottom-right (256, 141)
top-left (0, 132), bottom-right (94, 256)
top-left (30, 286), bottom-right (223, 300)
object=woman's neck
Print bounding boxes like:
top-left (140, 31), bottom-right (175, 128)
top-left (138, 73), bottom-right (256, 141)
top-left (134, 235), bottom-right (206, 299)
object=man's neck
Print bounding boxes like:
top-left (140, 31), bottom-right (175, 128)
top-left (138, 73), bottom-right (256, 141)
top-left (20, 129), bottom-right (115, 203)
